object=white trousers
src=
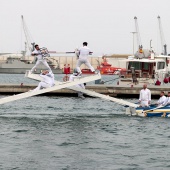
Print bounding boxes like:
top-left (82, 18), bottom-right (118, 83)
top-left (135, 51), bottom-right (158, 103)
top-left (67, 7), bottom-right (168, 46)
top-left (76, 83), bottom-right (85, 97)
top-left (140, 101), bottom-right (149, 107)
top-left (31, 60), bottom-right (52, 72)
top-left (76, 58), bottom-right (95, 73)
top-left (33, 82), bottom-right (51, 91)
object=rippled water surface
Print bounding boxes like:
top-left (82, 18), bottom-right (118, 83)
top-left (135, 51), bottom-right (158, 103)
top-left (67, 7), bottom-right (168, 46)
top-left (0, 74), bottom-right (170, 170)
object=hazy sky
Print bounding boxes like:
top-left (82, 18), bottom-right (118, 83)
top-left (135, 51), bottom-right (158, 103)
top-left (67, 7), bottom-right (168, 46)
top-left (0, 0), bottom-right (170, 56)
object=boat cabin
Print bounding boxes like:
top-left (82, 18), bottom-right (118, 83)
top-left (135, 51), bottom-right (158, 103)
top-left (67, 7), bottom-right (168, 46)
top-left (118, 57), bottom-right (167, 85)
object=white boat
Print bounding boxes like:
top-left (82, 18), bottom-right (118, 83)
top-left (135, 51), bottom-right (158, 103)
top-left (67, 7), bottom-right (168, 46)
top-left (117, 51), bottom-right (170, 86)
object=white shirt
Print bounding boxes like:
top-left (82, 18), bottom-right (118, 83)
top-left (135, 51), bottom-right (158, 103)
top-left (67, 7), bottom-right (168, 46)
top-left (78, 46), bottom-right (91, 59)
top-left (157, 96), bottom-right (166, 105)
top-left (40, 72), bottom-right (54, 86)
top-left (69, 74), bottom-right (76, 81)
top-left (69, 74), bottom-right (81, 81)
top-left (46, 72), bottom-right (55, 85)
top-left (163, 97), bottom-right (170, 106)
top-left (139, 88), bottom-right (151, 101)
top-left (32, 49), bottom-right (43, 60)
top-left (69, 74), bottom-right (84, 88)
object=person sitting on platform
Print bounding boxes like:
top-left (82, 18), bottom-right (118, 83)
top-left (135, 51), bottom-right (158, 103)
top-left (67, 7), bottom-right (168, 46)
top-left (157, 91), bottom-right (166, 106)
top-left (139, 84), bottom-right (151, 107)
top-left (31, 70), bottom-right (54, 91)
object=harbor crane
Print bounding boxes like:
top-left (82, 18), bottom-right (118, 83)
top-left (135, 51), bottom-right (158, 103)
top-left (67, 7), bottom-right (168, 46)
top-left (157, 16), bottom-right (167, 55)
top-left (134, 16), bottom-right (143, 52)
top-left (21, 15), bottom-right (35, 55)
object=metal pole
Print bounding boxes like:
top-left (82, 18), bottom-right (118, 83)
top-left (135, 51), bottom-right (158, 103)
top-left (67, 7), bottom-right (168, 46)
top-left (150, 39), bottom-right (152, 51)
top-left (131, 32), bottom-right (137, 55)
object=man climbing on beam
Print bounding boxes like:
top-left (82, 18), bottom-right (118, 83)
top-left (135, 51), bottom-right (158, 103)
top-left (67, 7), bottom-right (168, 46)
top-left (31, 70), bottom-right (55, 91)
top-left (69, 68), bottom-right (85, 98)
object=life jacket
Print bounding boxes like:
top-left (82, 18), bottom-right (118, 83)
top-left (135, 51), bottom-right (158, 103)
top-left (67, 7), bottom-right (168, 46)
top-left (164, 78), bottom-right (169, 84)
top-left (155, 80), bottom-right (161, 85)
top-left (63, 64), bottom-right (70, 74)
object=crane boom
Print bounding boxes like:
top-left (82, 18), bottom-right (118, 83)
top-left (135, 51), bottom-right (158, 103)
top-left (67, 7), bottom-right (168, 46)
top-left (21, 15), bottom-right (35, 53)
top-left (157, 16), bottom-right (167, 55)
top-left (134, 16), bottom-right (142, 50)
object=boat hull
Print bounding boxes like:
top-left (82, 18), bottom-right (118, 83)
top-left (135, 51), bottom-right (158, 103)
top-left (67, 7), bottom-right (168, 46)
top-left (81, 68), bottom-right (125, 75)
top-left (126, 105), bottom-right (170, 117)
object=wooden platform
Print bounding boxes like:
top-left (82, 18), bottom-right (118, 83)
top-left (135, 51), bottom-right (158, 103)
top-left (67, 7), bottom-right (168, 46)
top-left (0, 84), bottom-right (168, 98)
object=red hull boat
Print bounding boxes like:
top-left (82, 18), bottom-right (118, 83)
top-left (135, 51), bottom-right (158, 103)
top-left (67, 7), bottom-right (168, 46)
top-left (81, 57), bottom-right (126, 75)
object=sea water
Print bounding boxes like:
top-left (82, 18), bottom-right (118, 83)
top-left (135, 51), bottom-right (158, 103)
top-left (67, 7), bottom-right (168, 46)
top-left (0, 74), bottom-right (170, 170)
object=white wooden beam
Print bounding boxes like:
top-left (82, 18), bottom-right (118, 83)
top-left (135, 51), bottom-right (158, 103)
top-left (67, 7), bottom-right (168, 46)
top-left (26, 71), bottom-right (139, 108)
top-left (0, 72), bottom-right (101, 105)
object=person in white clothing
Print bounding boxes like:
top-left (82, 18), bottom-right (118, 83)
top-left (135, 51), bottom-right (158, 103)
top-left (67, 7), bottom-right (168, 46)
top-left (139, 84), bottom-right (151, 107)
top-left (157, 91), bottom-right (166, 106)
top-left (76, 42), bottom-right (95, 75)
top-left (69, 68), bottom-right (85, 98)
top-left (162, 92), bottom-right (170, 106)
top-left (30, 44), bottom-right (52, 73)
top-left (32, 70), bottom-right (55, 91)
